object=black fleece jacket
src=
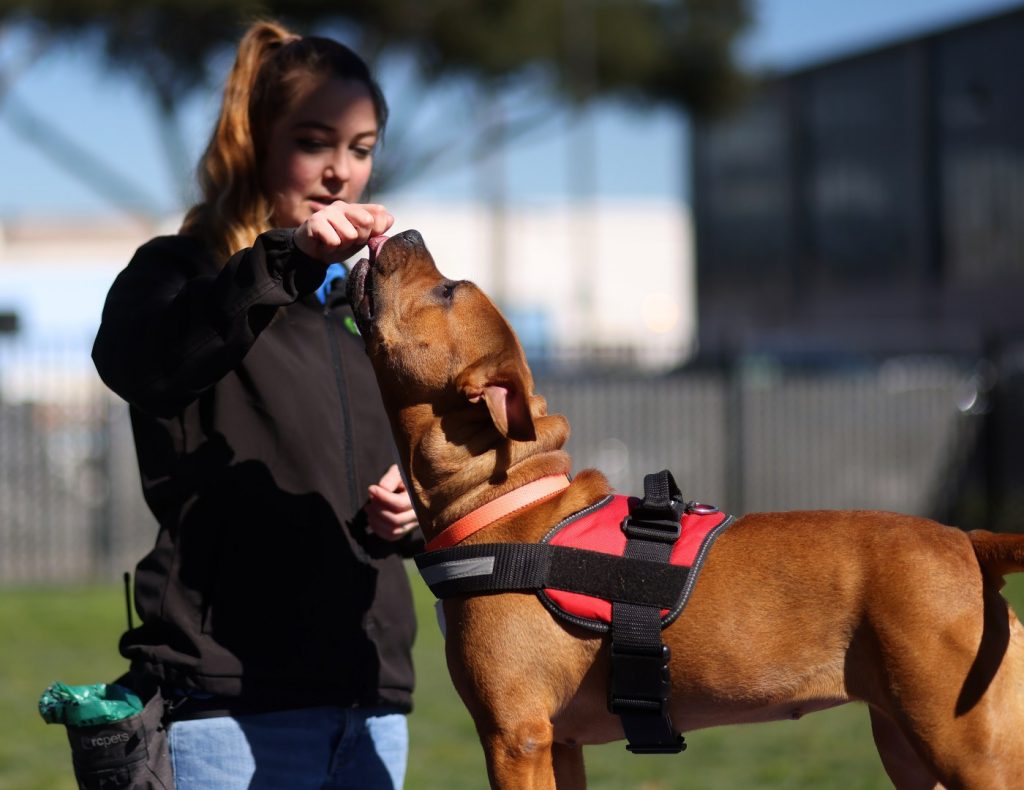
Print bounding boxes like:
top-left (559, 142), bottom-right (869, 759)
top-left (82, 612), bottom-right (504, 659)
top-left (92, 229), bottom-right (420, 715)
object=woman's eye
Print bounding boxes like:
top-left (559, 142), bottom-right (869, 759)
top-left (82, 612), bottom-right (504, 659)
top-left (296, 138), bottom-right (330, 152)
top-left (352, 146), bottom-right (374, 160)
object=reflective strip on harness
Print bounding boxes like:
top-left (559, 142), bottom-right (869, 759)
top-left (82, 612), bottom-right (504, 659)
top-left (419, 556), bottom-right (496, 587)
top-left (416, 543), bottom-right (690, 608)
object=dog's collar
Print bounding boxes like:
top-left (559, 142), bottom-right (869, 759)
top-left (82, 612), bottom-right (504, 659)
top-left (426, 474), bottom-right (572, 551)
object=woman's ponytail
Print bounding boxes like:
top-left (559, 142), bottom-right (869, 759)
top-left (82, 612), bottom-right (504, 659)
top-left (182, 20), bottom-right (296, 259)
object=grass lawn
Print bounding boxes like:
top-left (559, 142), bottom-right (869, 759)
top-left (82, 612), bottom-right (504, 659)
top-left (3, 570), bottom-right (1023, 789)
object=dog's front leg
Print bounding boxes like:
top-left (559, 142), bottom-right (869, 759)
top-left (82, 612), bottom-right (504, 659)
top-left (552, 742), bottom-right (586, 789)
top-left (478, 716), bottom-right (560, 790)
top-left (445, 597), bottom-right (591, 788)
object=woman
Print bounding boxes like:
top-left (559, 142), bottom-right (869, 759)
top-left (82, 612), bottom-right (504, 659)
top-left (92, 20), bottom-right (420, 788)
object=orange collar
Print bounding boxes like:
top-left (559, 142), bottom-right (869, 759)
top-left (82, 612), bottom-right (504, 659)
top-left (425, 474), bottom-right (571, 551)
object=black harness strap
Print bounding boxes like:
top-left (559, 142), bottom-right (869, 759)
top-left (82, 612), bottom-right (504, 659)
top-left (416, 542), bottom-right (689, 608)
top-left (610, 470), bottom-right (687, 754)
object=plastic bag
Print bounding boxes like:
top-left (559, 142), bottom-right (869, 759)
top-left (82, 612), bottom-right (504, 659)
top-left (39, 682), bottom-right (143, 727)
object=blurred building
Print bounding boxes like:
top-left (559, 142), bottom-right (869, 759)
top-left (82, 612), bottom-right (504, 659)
top-left (0, 198), bottom-right (694, 379)
top-left (692, 5), bottom-right (1024, 364)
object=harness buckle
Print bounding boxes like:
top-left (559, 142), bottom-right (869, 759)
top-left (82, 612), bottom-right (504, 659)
top-left (608, 642), bottom-right (672, 717)
top-left (625, 735), bottom-right (687, 755)
top-left (608, 642), bottom-right (686, 754)
top-left (621, 513), bottom-right (681, 544)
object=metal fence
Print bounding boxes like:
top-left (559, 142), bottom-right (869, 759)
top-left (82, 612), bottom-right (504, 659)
top-left (0, 336), bottom-right (995, 585)
top-left (0, 336), bottom-right (155, 584)
top-left (543, 356), bottom-right (978, 515)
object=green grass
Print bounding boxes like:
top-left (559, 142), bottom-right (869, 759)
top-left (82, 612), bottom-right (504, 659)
top-left (4, 573), bottom-right (1024, 789)
top-left (0, 583), bottom-right (130, 790)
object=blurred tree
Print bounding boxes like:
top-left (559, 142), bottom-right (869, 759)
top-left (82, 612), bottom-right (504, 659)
top-left (0, 0), bottom-right (751, 212)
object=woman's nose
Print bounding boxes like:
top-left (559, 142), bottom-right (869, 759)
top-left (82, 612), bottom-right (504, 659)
top-left (324, 153), bottom-right (349, 186)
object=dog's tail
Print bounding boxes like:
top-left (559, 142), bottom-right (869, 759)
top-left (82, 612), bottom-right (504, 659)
top-left (969, 530), bottom-right (1024, 581)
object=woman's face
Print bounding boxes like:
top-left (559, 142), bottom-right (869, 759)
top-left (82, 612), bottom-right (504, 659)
top-left (262, 77), bottom-right (379, 229)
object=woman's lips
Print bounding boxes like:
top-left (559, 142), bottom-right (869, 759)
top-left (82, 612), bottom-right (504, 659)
top-left (308, 196), bottom-right (342, 210)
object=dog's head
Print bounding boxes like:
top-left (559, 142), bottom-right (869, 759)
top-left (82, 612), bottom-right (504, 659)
top-left (347, 230), bottom-right (571, 526)
top-left (348, 229), bottom-right (540, 441)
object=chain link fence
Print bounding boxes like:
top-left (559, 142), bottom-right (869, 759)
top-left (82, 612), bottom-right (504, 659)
top-left (1, 335), bottom-right (1013, 586)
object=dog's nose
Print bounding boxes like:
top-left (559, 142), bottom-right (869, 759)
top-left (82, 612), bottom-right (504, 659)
top-left (396, 229), bottom-right (424, 248)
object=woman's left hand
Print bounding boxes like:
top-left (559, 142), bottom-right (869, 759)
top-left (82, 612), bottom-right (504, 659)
top-left (294, 201), bottom-right (394, 262)
top-left (365, 464), bottom-right (419, 541)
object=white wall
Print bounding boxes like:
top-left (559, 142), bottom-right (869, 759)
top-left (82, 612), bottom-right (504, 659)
top-left (382, 197), bottom-right (695, 367)
top-left (0, 197), bottom-right (694, 368)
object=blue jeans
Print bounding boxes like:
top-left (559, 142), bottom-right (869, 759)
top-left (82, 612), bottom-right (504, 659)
top-left (168, 706), bottom-right (408, 789)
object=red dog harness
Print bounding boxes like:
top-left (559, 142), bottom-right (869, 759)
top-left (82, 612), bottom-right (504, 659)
top-left (416, 470), bottom-right (733, 755)
top-left (539, 494), bottom-right (729, 631)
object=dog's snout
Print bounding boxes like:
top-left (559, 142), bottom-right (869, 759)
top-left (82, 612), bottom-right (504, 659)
top-left (395, 229), bottom-right (424, 248)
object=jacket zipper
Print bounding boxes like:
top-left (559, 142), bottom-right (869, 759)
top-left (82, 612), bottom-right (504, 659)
top-left (324, 307), bottom-right (359, 506)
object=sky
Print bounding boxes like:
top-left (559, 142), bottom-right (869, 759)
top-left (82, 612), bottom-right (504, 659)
top-left (0, 0), bottom-right (1020, 342)
top-left (1, 0), bottom-right (1020, 220)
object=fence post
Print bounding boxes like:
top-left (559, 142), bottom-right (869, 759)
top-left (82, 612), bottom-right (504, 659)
top-left (724, 357), bottom-right (746, 515)
top-left (979, 336), bottom-right (1005, 530)
top-left (90, 396), bottom-right (116, 578)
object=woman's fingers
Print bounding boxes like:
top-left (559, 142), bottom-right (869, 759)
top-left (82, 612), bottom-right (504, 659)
top-left (362, 204), bottom-right (396, 236)
top-left (368, 484), bottom-right (409, 512)
top-left (294, 201), bottom-right (392, 261)
top-left (376, 463), bottom-right (406, 492)
top-left (365, 463), bottom-right (417, 540)
top-left (365, 500), bottom-right (418, 540)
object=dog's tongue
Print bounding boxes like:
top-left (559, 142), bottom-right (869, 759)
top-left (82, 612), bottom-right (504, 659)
top-left (367, 235), bottom-right (389, 260)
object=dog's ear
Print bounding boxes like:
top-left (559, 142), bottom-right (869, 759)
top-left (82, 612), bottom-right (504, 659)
top-left (459, 369), bottom-right (536, 442)
top-left (481, 382), bottom-right (536, 441)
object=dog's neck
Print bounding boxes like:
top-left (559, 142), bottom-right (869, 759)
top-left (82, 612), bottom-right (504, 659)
top-left (426, 474), bottom-right (572, 549)
top-left (392, 396), bottom-right (573, 542)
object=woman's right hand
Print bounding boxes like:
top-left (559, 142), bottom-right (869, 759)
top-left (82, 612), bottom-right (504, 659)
top-left (293, 202), bottom-right (394, 262)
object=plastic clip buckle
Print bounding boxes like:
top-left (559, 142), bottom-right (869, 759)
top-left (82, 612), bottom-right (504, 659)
top-left (609, 643), bottom-right (686, 753)
top-left (608, 643), bottom-right (672, 715)
top-left (626, 734), bottom-right (687, 754)
top-left (621, 513), bottom-right (681, 544)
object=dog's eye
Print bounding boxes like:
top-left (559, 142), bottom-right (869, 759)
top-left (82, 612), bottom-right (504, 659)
top-left (434, 281), bottom-right (458, 303)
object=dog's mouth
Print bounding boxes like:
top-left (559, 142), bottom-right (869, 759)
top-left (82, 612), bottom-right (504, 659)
top-left (347, 234), bottom-right (389, 332)
top-left (348, 258), bottom-right (373, 321)
top-left (367, 234), bottom-right (389, 259)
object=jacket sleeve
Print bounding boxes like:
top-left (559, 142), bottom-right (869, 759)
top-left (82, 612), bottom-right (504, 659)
top-left (92, 229), bottom-right (327, 417)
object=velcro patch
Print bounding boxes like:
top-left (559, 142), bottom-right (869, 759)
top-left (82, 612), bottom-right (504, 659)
top-left (538, 495), bottom-right (731, 632)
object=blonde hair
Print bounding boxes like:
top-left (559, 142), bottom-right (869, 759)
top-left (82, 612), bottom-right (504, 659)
top-left (180, 20), bottom-right (388, 262)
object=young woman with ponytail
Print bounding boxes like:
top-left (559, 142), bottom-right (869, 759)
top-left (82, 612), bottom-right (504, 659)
top-left (93, 20), bottom-right (420, 788)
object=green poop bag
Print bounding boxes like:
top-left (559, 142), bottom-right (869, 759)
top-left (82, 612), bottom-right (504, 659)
top-left (38, 682), bottom-right (143, 727)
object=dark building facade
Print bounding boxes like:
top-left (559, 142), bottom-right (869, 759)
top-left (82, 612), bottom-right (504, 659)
top-left (692, 6), bottom-right (1024, 362)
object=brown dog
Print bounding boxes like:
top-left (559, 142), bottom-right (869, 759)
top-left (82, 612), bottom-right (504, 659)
top-left (349, 230), bottom-right (1024, 789)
